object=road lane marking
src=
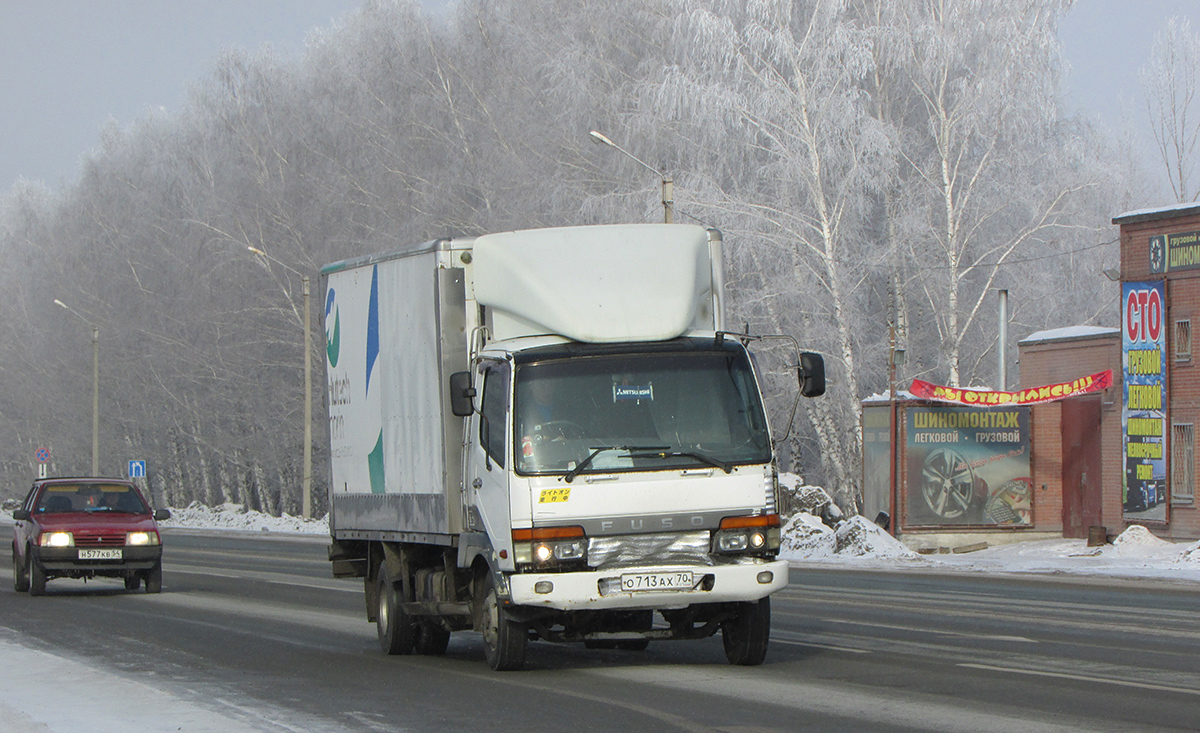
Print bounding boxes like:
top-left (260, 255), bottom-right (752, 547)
top-left (958, 663), bottom-right (1200, 696)
top-left (825, 618), bottom-right (1038, 643)
top-left (770, 638), bottom-right (870, 654)
top-left (165, 563), bottom-right (360, 593)
top-left (577, 665), bottom-right (1103, 732)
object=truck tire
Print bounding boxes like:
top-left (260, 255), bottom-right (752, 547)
top-left (13, 549), bottom-right (29, 593)
top-left (478, 574), bottom-right (526, 671)
top-left (377, 565), bottom-right (415, 655)
top-left (144, 561), bottom-right (163, 594)
top-left (722, 597), bottom-right (770, 666)
top-left (29, 558), bottom-right (47, 596)
top-left (414, 622), bottom-right (451, 656)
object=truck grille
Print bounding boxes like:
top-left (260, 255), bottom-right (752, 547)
top-left (587, 531), bottom-right (711, 569)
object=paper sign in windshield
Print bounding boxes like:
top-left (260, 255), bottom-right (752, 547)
top-left (613, 385), bottom-right (654, 402)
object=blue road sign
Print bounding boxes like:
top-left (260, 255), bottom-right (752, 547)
top-left (128, 460), bottom-right (146, 478)
top-left (35, 447), bottom-right (50, 463)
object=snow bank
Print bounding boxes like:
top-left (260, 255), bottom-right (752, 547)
top-left (776, 478), bottom-right (916, 563)
top-left (780, 512), bottom-right (836, 559)
top-left (1178, 544), bottom-right (1200, 564)
top-left (159, 502), bottom-right (328, 534)
top-left (1113, 524), bottom-right (1172, 547)
top-left (834, 516), bottom-right (920, 559)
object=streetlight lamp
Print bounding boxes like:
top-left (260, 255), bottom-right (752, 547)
top-left (54, 299), bottom-right (100, 476)
top-left (247, 247), bottom-right (313, 520)
top-left (588, 130), bottom-right (674, 223)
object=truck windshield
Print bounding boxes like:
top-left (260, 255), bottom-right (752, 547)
top-left (513, 349), bottom-right (771, 476)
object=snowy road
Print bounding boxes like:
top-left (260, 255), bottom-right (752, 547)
top-left (1, 530), bottom-right (1198, 732)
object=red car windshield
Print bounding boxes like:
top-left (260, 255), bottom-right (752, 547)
top-left (36, 484), bottom-right (149, 514)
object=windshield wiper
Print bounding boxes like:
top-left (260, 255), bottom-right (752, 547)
top-left (563, 445), bottom-right (669, 483)
top-left (631, 449), bottom-right (734, 474)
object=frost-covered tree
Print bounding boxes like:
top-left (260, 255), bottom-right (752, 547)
top-left (882, 0), bottom-right (1099, 387)
top-left (626, 0), bottom-right (892, 506)
top-left (1140, 16), bottom-right (1200, 203)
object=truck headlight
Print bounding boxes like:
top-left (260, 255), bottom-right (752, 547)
top-left (534, 539), bottom-right (586, 562)
top-left (513, 525), bottom-right (587, 566)
top-left (712, 514), bottom-right (781, 555)
top-left (40, 531), bottom-right (74, 547)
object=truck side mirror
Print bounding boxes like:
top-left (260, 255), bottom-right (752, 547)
top-left (449, 371), bottom-right (476, 417)
top-left (12, 508), bottom-right (29, 521)
top-left (798, 352), bottom-right (825, 398)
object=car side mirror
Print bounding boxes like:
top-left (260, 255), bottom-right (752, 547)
top-left (12, 508), bottom-right (29, 521)
top-left (154, 509), bottom-right (171, 521)
top-left (449, 371), bottom-right (476, 417)
top-left (798, 352), bottom-right (826, 398)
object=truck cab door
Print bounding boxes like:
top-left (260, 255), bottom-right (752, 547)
top-left (466, 361), bottom-right (513, 566)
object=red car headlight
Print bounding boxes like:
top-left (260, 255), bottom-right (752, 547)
top-left (39, 531), bottom-right (74, 547)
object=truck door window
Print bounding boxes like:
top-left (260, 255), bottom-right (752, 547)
top-left (479, 364), bottom-right (509, 468)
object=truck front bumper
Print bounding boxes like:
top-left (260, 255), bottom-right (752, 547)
top-left (508, 558), bottom-right (788, 611)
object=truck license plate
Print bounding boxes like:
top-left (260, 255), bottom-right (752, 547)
top-left (620, 571), bottom-right (693, 592)
top-left (78, 549), bottom-right (122, 560)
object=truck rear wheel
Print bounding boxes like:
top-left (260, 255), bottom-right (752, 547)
top-left (722, 597), bottom-right (770, 666)
top-left (377, 565), bottom-right (415, 655)
top-left (478, 574), bottom-right (526, 671)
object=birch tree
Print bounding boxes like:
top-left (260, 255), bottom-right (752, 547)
top-left (885, 0), bottom-right (1093, 387)
top-left (1140, 16), bottom-right (1200, 203)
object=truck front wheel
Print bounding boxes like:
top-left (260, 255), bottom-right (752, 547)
top-left (478, 574), bottom-right (526, 671)
top-left (722, 597), bottom-right (770, 666)
top-left (377, 565), bottom-right (416, 655)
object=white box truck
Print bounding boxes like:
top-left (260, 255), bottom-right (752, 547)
top-left (322, 223), bottom-right (824, 670)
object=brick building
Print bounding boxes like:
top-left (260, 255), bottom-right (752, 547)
top-left (1018, 327), bottom-right (1121, 540)
top-left (1110, 202), bottom-right (1200, 540)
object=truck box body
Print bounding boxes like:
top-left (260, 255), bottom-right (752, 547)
top-left (324, 245), bottom-right (466, 538)
top-left (321, 223), bottom-right (820, 670)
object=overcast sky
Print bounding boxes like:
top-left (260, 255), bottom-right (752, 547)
top-left (1, 1), bottom-right (1196, 200)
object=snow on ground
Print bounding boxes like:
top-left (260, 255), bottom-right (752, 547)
top-left (159, 501), bottom-right (330, 534)
top-left (774, 478), bottom-right (1200, 584)
top-left (153, 489), bottom-right (1200, 585)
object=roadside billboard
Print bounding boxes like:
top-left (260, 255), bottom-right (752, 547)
top-left (1122, 281), bottom-right (1167, 522)
top-left (904, 406), bottom-right (1032, 527)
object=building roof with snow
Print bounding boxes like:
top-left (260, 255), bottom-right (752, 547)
top-left (1112, 202), bottom-right (1200, 225)
top-left (1018, 325), bottom-right (1119, 345)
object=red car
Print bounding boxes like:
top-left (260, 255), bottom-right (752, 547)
top-left (11, 478), bottom-right (169, 595)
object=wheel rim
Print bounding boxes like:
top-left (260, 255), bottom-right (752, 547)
top-left (482, 590), bottom-right (499, 651)
top-left (920, 448), bottom-right (974, 519)
top-left (378, 582), bottom-right (390, 636)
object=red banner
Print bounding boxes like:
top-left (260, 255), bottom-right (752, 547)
top-left (910, 370), bottom-right (1113, 407)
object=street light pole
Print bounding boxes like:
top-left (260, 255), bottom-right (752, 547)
top-left (54, 299), bottom-right (100, 476)
top-left (247, 247), bottom-right (314, 519)
top-left (588, 130), bottom-right (674, 223)
top-left (91, 325), bottom-right (99, 477)
top-left (302, 276), bottom-right (312, 520)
